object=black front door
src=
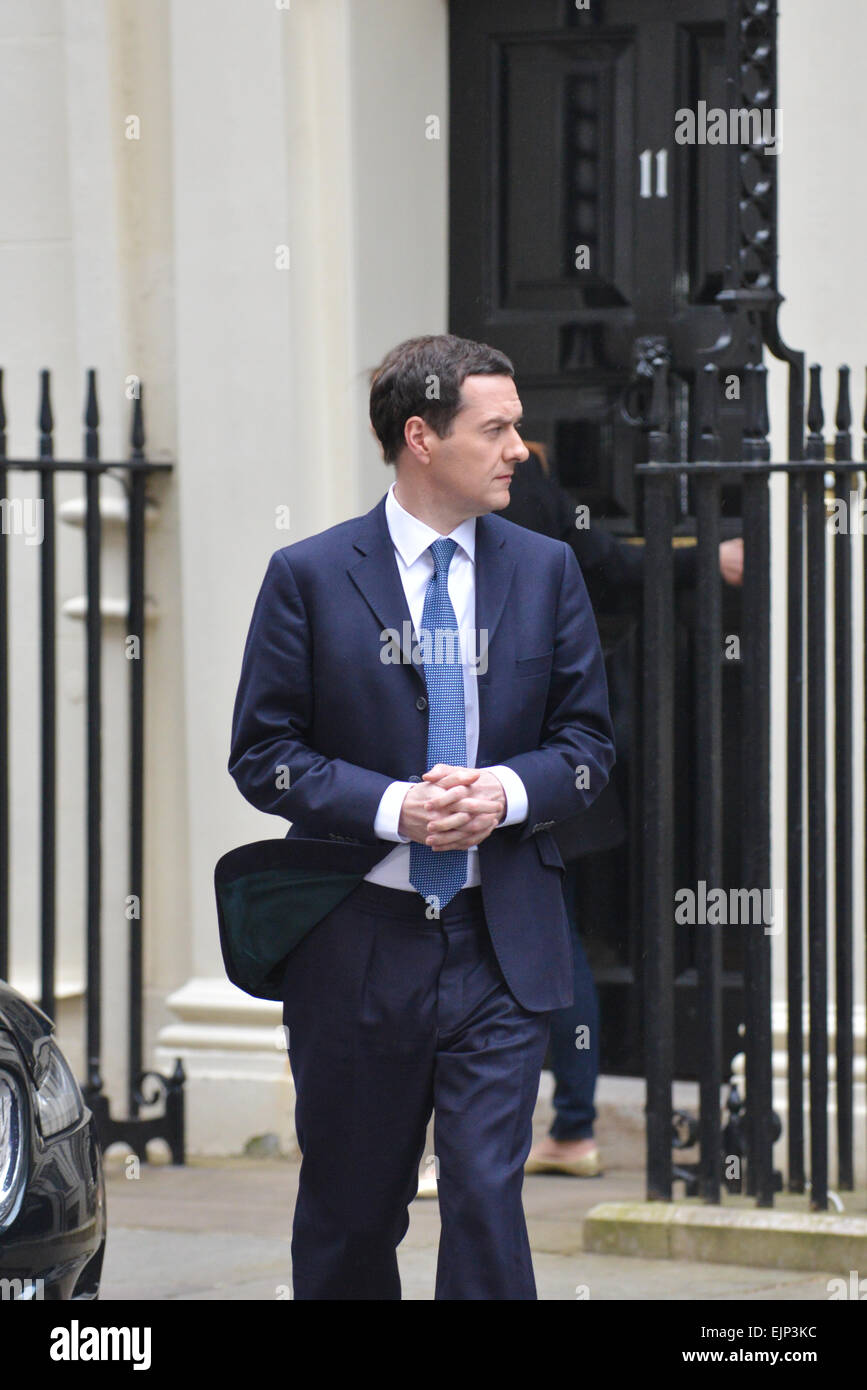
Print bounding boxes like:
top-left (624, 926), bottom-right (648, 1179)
top-left (449, 0), bottom-right (770, 1077)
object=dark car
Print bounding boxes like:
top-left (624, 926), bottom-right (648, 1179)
top-left (0, 980), bottom-right (105, 1300)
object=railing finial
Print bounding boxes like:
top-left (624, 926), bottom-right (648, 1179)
top-left (834, 365), bottom-right (851, 463)
top-left (647, 351), bottom-right (671, 464)
top-left (84, 368), bottom-right (99, 462)
top-left (743, 361), bottom-right (771, 463)
top-left (130, 383), bottom-right (145, 460)
top-left (38, 369), bottom-right (54, 461)
top-left (805, 363), bottom-right (825, 462)
top-left (697, 363), bottom-right (721, 462)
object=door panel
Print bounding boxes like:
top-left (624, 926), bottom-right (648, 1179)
top-left (450, 0), bottom-right (759, 1079)
top-left (498, 35), bottom-right (635, 316)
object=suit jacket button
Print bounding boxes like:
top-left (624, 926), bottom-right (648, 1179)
top-left (408, 774), bottom-right (422, 783)
top-left (416, 695), bottom-right (428, 711)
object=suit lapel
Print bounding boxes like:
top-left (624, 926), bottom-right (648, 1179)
top-left (347, 496), bottom-right (425, 682)
top-left (474, 511), bottom-right (516, 671)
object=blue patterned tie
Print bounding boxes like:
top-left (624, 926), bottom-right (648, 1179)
top-left (409, 538), bottom-right (468, 911)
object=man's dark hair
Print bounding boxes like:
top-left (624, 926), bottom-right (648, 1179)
top-left (369, 334), bottom-right (515, 464)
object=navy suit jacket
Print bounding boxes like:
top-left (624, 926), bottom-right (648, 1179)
top-left (228, 493), bottom-right (615, 1012)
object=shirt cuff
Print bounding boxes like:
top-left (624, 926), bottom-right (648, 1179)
top-left (373, 781), bottom-right (415, 842)
top-left (487, 765), bottom-right (528, 827)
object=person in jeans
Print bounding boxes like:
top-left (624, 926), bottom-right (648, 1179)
top-left (416, 436), bottom-right (741, 1193)
top-left (504, 443), bottom-right (743, 1177)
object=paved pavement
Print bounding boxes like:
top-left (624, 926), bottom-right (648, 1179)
top-left (99, 1086), bottom-right (843, 1301)
top-left (100, 1155), bottom-right (842, 1301)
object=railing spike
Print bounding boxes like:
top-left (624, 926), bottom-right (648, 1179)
top-left (130, 384), bottom-right (145, 459)
top-left (835, 365), bottom-right (851, 433)
top-left (84, 368), bottom-right (99, 461)
top-left (647, 351), bottom-right (671, 463)
top-left (834, 366), bottom-right (852, 463)
top-left (38, 369), bottom-right (54, 459)
top-left (806, 363), bottom-right (825, 462)
top-left (85, 368), bottom-right (99, 426)
top-left (697, 363), bottom-right (721, 462)
top-left (742, 363), bottom-right (771, 463)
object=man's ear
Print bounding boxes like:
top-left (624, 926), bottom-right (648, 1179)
top-left (404, 415), bottom-right (432, 465)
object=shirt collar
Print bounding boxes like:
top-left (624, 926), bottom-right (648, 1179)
top-left (385, 479), bottom-right (476, 567)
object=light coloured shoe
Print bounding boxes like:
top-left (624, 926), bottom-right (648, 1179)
top-left (415, 1169), bottom-right (439, 1199)
top-left (524, 1143), bottom-right (602, 1177)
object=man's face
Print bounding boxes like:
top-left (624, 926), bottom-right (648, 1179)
top-left (423, 373), bottom-right (529, 517)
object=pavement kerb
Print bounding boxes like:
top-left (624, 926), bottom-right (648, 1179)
top-left (583, 1200), bottom-right (867, 1274)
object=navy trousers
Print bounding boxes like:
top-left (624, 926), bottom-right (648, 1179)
top-left (281, 879), bottom-right (551, 1300)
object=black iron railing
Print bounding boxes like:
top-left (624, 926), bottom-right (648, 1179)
top-left (0, 369), bottom-right (184, 1162)
top-left (639, 353), bottom-right (865, 1211)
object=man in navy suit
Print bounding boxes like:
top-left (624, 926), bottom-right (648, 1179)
top-left (228, 334), bottom-right (615, 1300)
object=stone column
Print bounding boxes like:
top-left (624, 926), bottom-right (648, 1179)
top-left (155, 0), bottom-right (448, 1153)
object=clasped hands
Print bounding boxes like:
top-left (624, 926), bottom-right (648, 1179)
top-left (398, 764), bottom-right (506, 851)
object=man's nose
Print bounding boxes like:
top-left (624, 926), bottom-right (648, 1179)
top-left (505, 430), bottom-right (529, 461)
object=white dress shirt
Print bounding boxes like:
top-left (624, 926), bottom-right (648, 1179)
top-left (364, 481), bottom-right (529, 891)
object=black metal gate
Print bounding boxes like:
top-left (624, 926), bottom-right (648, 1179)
top-left (0, 369), bottom-right (184, 1162)
top-left (640, 351), bottom-right (865, 1211)
top-left (448, 0), bottom-right (797, 1073)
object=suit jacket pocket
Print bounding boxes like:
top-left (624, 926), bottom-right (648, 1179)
top-left (535, 830), bottom-right (565, 872)
top-left (515, 649), bottom-right (554, 678)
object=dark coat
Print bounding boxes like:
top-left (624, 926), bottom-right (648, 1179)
top-left (499, 451), bottom-right (696, 862)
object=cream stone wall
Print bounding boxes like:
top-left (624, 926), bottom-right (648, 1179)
top-left (0, 0), bottom-right (184, 1116)
top-left (0, 0), bottom-right (449, 1153)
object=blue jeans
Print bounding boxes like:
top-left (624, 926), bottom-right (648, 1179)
top-left (548, 863), bottom-right (599, 1142)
